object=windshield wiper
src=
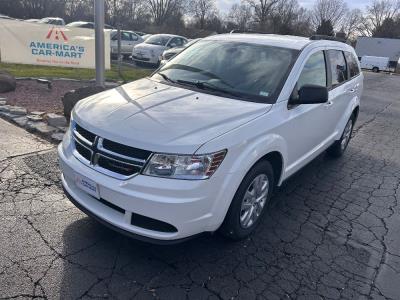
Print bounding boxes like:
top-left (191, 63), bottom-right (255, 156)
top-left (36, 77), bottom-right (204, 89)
top-left (176, 79), bottom-right (242, 98)
top-left (158, 72), bottom-right (176, 84)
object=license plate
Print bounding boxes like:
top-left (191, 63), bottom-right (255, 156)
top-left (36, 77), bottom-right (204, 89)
top-left (74, 173), bottom-right (99, 199)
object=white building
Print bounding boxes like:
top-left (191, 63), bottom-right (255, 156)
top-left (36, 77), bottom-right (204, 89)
top-left (355, 37), bottom-right (400, 67)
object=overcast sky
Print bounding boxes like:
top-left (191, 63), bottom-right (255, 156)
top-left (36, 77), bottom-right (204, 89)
top-left (216, 0), bottom-right (373, 13)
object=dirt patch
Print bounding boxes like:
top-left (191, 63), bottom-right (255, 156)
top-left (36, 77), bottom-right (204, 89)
top-left (1, 79), bottom-right (91, 113)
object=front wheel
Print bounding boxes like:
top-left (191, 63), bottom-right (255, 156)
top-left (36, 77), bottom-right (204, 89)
top-left (219, 160), bottom-right (274, 240)
top-left (327, 116), bottom-right (354, 158)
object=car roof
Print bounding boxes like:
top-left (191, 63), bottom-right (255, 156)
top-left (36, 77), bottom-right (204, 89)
top-left (204, 34), bottom-right (351, 51)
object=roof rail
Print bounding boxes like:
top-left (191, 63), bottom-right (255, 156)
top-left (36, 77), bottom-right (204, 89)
top-left (310, 35), bottom-right (346, 43)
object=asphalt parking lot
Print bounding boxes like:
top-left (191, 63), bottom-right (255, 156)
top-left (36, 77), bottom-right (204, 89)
top-left (1, 72), bottom-right (400, 299)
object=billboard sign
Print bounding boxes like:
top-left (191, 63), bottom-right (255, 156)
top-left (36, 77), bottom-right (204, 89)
top-left (0, 19), bottom-right (110, 69)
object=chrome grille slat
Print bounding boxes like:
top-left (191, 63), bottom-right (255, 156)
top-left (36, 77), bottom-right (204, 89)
top-left (97, 138), bottom-right (147, 165)
top-left (71, 122), bottom-right (151, 180)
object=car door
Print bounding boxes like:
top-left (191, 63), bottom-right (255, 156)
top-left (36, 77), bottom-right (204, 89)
top-left (167, 37), bottom-right (181, 49)
top-left (130, 33), bottom-right (141, 47)
top-left (325, 49), bottom-right (352, 138)
top-left (120, 32), bottom-right (132, 54)
top-left (279, 50), bottom-right (333, 174)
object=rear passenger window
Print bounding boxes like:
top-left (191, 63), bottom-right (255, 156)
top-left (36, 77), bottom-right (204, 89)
top-left (328, 50), bottom-right (348, 87)
top-left (121, 32), bottom-right (131, 41)
top-left (297, 51), bottom-right (327, 89)
top-left (344, 52), bottom-right (360, 78)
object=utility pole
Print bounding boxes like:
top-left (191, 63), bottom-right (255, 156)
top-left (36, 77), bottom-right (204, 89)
top-left (117, 23), bottom-right (122, 79)
top-left (94, 0), bottom-right (105, 87)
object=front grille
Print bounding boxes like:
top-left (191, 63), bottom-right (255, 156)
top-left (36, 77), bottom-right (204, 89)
top-left (72, 122), bottom-right (152, 179)
top-left (102, 139), bottom-right (151, 160)
top-left (132, 55), bottom-right (150, 62)
top-left (97, 155), bottom-right (142, 176)
top-left (75, 123), bottom-right (96, 144)
top-left (75, 141), bottom-right (92, 161)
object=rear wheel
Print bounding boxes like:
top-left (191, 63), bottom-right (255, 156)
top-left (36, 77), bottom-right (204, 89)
top-left (219, 160), bottom-right (274, 240)
top-left (372, 67), bottom-right (379, 73)
top-left (327, 116), bottom-right (354, 158)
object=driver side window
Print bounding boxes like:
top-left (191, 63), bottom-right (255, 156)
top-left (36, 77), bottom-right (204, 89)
top-left (297, 51), bottom-right (327, 90)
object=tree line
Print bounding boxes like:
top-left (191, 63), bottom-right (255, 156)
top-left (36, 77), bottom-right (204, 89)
top-left (0, 0), bottom-right (399, 39)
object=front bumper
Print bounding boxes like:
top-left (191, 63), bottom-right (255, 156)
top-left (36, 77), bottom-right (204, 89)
top-left (58, 142), bottom-right (237, 242)
top-left (131, 54), bottom-right (158, 64)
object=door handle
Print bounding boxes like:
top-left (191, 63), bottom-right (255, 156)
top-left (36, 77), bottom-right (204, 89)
top-left (325, 100), bottom-right (333, 107)
top-left (348, 88), bottom-right (356, 93)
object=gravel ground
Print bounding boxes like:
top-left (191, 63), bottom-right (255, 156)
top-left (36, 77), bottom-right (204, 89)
top-left (1, 72), bottom-right (400, 299)
top-left (1, 79), bottom-right (90, 114)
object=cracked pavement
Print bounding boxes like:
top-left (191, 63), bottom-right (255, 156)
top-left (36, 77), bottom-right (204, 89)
top-left (1, 72), bottom-right (400, 299)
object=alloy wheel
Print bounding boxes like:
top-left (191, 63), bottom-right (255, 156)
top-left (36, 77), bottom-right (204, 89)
top-left (240, 174), bottom-right (269, 228)
top-left (341, 120), bottom-right (353, 151)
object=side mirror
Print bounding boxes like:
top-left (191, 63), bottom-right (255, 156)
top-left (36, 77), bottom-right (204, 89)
top-left (293, 84), bottom-right (328, 105)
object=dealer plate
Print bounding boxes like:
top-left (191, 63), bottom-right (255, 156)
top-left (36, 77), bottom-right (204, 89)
top-left (74, 173), bottom-right (99, 199)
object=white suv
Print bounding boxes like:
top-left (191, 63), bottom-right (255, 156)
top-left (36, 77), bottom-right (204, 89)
top-left (59, 34), bottom-right (363, 243)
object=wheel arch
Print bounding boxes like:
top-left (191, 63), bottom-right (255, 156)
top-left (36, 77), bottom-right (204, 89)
top-left (352, 105), bottom-right (360, 123)
top-left (258, 151), bottom-right (284, 187)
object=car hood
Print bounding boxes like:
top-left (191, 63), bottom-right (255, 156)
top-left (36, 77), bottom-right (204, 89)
top-left (163, 47), bottom-right (184, 55)
top-left (134, 43), bottom-right (166, 52)
top-left (73, 78), bottom-right (271, 154)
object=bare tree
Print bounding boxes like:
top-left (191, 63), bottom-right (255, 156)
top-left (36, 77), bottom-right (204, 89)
top-left (340, 8), bottom-right (363, 39)
top-left (359, 0), bottom-right (400, 36)
top-left (311, 0), bottom-right (348, 30)
top-left (145, 0), bottom-right (185, 26)
top-left (189, 0), bottom-right (216, 29)
top-left (271, 0), bottom-right (299, 33)
top-left (244, 0), bottom-right (279, 31)
top-left (291, 7), bottom-right (312, 36)
top-left (228, 3), bottom-right (253, 31)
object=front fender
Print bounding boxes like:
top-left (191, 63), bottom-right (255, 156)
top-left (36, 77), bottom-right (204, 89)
top-left (196, 127), bottom-right (288, 228)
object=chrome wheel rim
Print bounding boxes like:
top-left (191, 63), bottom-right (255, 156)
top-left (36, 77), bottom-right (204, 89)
top-left (240, 174), bottom-right (269, 229)
top-left (341, 120), bottom-right (353, 151)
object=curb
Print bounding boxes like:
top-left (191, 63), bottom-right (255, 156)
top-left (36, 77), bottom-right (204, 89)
top-left (0, 100), bottom-right (67, 143)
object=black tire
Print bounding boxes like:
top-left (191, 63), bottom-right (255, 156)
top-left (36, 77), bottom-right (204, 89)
top-left (327, 116), bottom-right (354, 158)
top-left (219, 160), bottom-right (275, 240)
top-left (372, 67), bottom-right (379, 73)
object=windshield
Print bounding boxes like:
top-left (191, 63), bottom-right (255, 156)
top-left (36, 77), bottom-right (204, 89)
top-left (154, 40), bottom-right (299, 103)
top-left (145, 35), bottom-right (171, 46)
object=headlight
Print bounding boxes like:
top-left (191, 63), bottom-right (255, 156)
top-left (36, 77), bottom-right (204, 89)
top-left (143, 150), bottom-right (227, 180)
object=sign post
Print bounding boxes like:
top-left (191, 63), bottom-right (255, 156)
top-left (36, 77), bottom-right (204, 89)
top-left (94, 0), bottom-right (105, 87)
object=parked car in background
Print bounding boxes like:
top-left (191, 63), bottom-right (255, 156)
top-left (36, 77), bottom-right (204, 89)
top-left (110, 30), bottom-right (144, 59)
top-left (59, 34), bottom-right (363, 243)
top-left (66, 21), bottom-right (114, 29)
top-left (141, 34), bottom-right (152, 41)
top-left (131, 34), bottom-right (188, 65)
top-left (25, 19), bottom-right (40, 23)
top-left (38, 17), bottom-right (65, 26)
top-left (0, 14), bottom-right (16, 20)
top-left (134, 31), bottom-right (147, 36)
top-left (160, 38), bottom-right (200, 64)
top-left (360, 56), bottom-right (390, 72)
